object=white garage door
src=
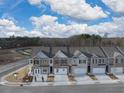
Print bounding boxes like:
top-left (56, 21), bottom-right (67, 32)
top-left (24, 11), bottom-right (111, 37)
top-left (54, 68), bottom-right (67, 75)
top-left (93, 68), bottom-right (105, 75)
top-left (74, 68), bottom-right (87, 76)
top-left (111, 67), bottom-right (123, 74)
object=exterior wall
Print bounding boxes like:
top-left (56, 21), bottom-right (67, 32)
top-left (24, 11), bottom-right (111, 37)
top-left (71, 57), bottom-right (88, 75)
top-left (29, 58), bottom-right (53, 75)
top-left (28, 48), bottom-right (124, 76)
top-left (109, 56), bottom-right (124, 73)
top-left (52, 58), bottom-right (71, 75)
top-left (90, 58), bottom-right (108, 68)
top-left (72, 57), bottom-right (88, 67)
top-left (32, 67), bottom-right (49, 76)
top-left (111, 57), bottom-right (124, 67)
top-left (89, 57), bottom-right (109, 74)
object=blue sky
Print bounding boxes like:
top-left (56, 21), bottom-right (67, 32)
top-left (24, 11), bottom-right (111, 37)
top-left (0, 0), bottom-right (124, 37)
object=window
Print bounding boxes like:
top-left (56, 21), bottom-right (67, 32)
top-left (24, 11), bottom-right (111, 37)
top-left (50, 60), bottom-right (52, 64)
top-left (74, 59), bottom-right (76, 63)
top-left (92, 59), bottom-right (94, 64)
top-left (116, 59), bottom-right (118, 63)
top-left (99, 59), bottom-right (101, 64)
top-left (102, 59), bottom-right (104, 63)
top-left (95, 59), bottom-right (97, 64)
top-left (121, 59), bottom-right (123, 63)
top-left (83, 60), bottom-right (86, 64)
top-left (34, 60), bottom-right (39, 65)
top-left (79, 60), bottom-right (86, 64)
top-left (38, 69), bottom-right (40, 74)
top-left (43, 68), bottom-right (47, 73)
top-left (30, 60), bottom-right (32, 64)
top-left (35, 69), bottom-right (37, 74)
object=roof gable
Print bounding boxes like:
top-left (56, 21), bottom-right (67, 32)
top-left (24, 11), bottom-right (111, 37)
top-left (114, 52), bottom-right (124, 58)
top-left (54, 50), bottom-right (68, 58)
top-left (73, 50), bottom-right (87, 58)
top-left (73, 50), bottom-right (82, 57)
top-left (34, 51), bottom-right (49, 59)
top-left (92, 53), bottom-right (98, 58)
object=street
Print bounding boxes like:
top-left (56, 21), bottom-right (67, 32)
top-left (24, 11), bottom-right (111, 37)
top-left (0, 59), bottom-right (28, 82)
top-left (0, 83), bottom-right (124, 93)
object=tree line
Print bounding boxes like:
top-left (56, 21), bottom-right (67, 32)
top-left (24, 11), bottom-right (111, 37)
top-left (0, 34), bottom-right (124, 49)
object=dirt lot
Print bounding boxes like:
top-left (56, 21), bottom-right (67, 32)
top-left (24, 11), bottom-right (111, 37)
top-left (0, 48), bottom-right (33, 65)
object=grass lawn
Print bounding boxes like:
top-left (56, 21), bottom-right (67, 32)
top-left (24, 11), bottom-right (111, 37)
top-left (5, 65), bottom-right (29, 82)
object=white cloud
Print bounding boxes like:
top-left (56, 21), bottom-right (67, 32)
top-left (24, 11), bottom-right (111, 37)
top-left (87, 17), bottom-right (124, 37)
top-left (30, 15), bottom-right (88, 38)
top-left (0, 19), bottom-right (29, 37)
top-left (102, 0), bottom-right (124, 13)
top-left (30, 15), bottom-right (124, 38)
top-left (45, 0), bottom-right (107, 20)
top-left (1, 15), bottom-right (124, 38)
top-left (28, 0), bottom-right (41, 6)
top-left (27, 0), bottom-right (107, 20)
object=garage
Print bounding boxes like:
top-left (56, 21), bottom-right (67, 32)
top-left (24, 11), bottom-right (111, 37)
top-left (111, 67), bottom-right (123, 74)
top-left (93, 68), bottom-right (105, 75)
top-left (54, 68), bottom-right (68, 75)
top-left (74, 68), bottom-right (87, 76)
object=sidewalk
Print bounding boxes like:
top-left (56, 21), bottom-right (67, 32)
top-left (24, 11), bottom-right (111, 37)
top-left (1, 76), bottom-right (122, 86)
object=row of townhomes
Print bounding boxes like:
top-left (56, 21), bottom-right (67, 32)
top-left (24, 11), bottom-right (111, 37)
top-left (28, 46), bottom-right (124, 81)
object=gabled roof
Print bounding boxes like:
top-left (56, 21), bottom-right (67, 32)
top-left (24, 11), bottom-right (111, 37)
top-left (92, 53), bottom-right (98, 58)
top-left (81, 47), bottom-right (106, 58)
top-left (73, 50), bottom-right (89, 58)
top-left (73, 50), bottom-right (82, 57)
top-left (102, 47), bottom-right (122, 57)
top-left (81, 51), bottom-right (93, 58)
top-left (54, 50), bottom-right (68, 58)
top-left (114, 52), bottom-right (124, 58)
top-left (33, 50), bottom-right (49, 59)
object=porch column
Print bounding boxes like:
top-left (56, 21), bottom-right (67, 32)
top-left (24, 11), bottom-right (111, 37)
top-left (50, 66), bottom-right (53, 74)
top-left (68, 66), bottom-right (72, 75)
top-left (123, 67), bottom-right (124, 73)
top-left (106, 65), bottom-right (110, 74)
top-left (88, 58), bottom-right (93, 74)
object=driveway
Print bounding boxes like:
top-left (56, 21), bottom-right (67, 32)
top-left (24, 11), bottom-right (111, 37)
top-left (54, 75), bottom-right (70, 85)
top-left (75, 75), bottom-right (94, 85)
top-left (113, 73), bottom-right (124, 81)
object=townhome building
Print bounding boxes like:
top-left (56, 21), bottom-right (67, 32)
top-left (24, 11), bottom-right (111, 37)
top-left (102, 47), bottom-right (124, 74)
top-left (28, 46), bottom-right (124, 82)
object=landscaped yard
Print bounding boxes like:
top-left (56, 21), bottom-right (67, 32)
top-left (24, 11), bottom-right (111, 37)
top-left (5, 65), bottom-right (30, 82)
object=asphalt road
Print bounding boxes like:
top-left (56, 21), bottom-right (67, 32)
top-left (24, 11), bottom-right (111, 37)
top-left (0, 60), bottom-right (28, 78)
top-left (0, 83), bottom-right (124, 93)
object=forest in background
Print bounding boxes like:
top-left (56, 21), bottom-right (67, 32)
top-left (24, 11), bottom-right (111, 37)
top-left (0, 34), bottom-right (124, 49)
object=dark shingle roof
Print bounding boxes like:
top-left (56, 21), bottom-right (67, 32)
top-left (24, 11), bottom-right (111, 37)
top-left (34, 46), bottom-right (107, 58)
top-left (102, 47), bottom-right (121, 57)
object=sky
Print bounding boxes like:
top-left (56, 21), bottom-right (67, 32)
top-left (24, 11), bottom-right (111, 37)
top-left (0, 0), bottom-right (124, 38)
